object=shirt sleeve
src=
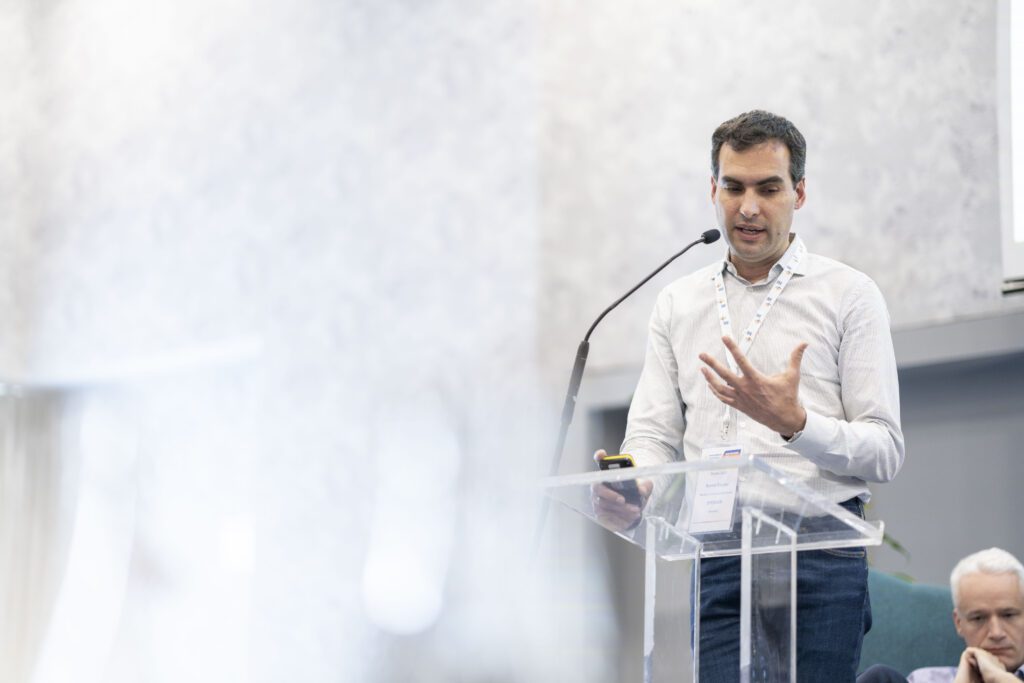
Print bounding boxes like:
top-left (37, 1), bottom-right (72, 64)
top-left (620, 290), bottom-right (685, 481)
top-left (786, 277), bottom-right (905, 483)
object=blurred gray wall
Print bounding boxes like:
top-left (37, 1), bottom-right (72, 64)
top-left (0, 2), bottom-right (593, 682)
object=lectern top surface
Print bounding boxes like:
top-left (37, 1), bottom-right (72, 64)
top-left (541, 455), bottom-right (883, 560)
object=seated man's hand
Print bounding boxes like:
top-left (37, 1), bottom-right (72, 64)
top-left (955, 648), bottom-right (984, 683)
top-left (591, 450), bottom-right (652, 532)
top-left (956, 647), bottom-right (1018, 683)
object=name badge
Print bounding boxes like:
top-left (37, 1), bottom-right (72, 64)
top-left (688, 445), bottom-right (742, 533)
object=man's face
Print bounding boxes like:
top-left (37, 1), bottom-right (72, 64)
top-left (711, 140), bottom-right (806, 274)
top-left (954, 572), bottom-right (1024, 671)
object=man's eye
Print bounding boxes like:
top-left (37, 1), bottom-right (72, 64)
top-left (760, 187), bottom-right (780, 195)
top-left (725, 185), bottom-right (742, 193)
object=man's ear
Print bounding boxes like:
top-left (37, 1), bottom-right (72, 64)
top-left (794, 178), bottom-right (806, 210)
top-left (710, 175), bottom-right (718, 203)
top-left (953, 608), bottom-right (964, 638)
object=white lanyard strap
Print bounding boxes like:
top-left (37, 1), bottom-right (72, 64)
top-left (713, 239), bottom-right (805, 440)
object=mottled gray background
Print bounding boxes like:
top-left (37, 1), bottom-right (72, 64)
top-left (539, 0), bottom-right (1021, 379)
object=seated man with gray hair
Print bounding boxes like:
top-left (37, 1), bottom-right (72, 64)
top-left (859, 547), bottom-right (1024, 682)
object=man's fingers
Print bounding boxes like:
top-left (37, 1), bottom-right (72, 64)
top-left (594, 479), bottom-right (650, 506)
top-left (707, 386), bottom-right (736, 406)
top-left (593, 483), bottom-right (625, 504)
top-left (595, 479), bottom-right (650, 532)
top-left (598, 500), bottom-right (640, 516)
top-left (593, 493), bottom-right (640, 518)
top-left (699, 352), bottom-right (742, 387)
top-left (968, 647), bottom-right (1002, 673)
top-left (788, 342), bottom-right (809, 372)
top-left (721, 336), bottom-right (760, 377)
top-left (702, 368), bottom-right (737, 404)
top-left (596, 510), bottom-right (641, 532)
top-left (593, 448), bottom-right (608, 464)
top-left (962, 647), bottom-right (982, 667)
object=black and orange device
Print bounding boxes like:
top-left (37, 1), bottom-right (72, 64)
top-left (597, 453), bottom-right (643, 507)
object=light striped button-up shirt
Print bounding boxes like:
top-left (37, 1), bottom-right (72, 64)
top-left (907, 664), bottom-right (1024, 681)
top-left (621, 235), bottom-right (904, 504)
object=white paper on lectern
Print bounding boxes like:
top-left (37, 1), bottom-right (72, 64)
top-left (687, 445), bottom-right (741, 533)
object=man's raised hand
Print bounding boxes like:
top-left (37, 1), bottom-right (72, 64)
top-left (699, 336), bottom-right (808, 438)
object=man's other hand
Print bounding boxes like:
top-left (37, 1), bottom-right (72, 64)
top-left (591, 449), bottom-right (652, 532)
top-left (700, 336), bottom-right (808, 438)
top-left (955, 647), bottom-right (1019, 683)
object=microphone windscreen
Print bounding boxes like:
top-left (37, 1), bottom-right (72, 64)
top-left (702, 229), bottom-right (721, 244)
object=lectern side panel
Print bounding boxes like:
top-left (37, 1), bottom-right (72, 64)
top-left (644, 558), bottom-right (697, 682)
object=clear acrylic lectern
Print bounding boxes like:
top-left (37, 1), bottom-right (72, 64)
top-left (541, 455), bottom-right (884, 683)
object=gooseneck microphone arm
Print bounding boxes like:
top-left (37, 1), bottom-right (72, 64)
top-left (584, 229), bottom-right (722, 344)
top-left (534, 228), bottom-right (721, 555)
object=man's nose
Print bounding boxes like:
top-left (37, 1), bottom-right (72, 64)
top-left (739, 190), bottom-right (760, 219)
top-left (988, 616), bottom-right (1007, 640)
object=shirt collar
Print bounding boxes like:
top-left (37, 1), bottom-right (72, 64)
top-left (720, 233), bottom-right (807, 283)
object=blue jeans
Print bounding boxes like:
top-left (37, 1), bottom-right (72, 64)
top-left (692, 498), bottom-right (872, 682)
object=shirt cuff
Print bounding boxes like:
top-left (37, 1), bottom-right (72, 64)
top-left (781, 409), bottom-right (832, 458)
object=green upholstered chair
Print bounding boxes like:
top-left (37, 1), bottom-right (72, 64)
top-left (858, 569), bottom-right (965, 676)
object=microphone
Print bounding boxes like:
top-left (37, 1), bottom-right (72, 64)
top-left (534, 228), bottom-right (721, 553)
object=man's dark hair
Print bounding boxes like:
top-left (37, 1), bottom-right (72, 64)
top-left (711, 110), bottom-right (806, 184)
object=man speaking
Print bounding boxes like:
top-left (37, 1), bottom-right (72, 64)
top-left (594, 110), bottom-right (905, 681)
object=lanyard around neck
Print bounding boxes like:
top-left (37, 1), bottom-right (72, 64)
top-left (712, 239), bottom-right (805, 440)
top-left (713, 240), bottom-right (805, 374)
